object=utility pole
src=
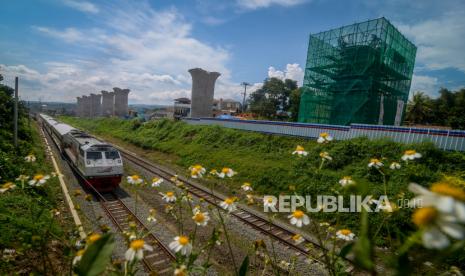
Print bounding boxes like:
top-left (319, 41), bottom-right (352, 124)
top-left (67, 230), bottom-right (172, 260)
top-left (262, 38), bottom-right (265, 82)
top-left (240, 82), bottom-right (250, 113)
top-left (14, 77), bottom-right (18, 148)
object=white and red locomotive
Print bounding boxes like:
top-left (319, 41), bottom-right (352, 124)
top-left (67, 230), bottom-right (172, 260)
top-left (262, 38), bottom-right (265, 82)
top-left (39, 114), bottom-right (123, 191)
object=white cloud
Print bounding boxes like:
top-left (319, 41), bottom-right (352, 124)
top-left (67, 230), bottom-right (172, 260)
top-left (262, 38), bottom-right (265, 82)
top-left (62, 0), bottom-right (99, 14)
top-left (398, 11), bottom-right (465, 72)
top-left (237, 0), bottom-right (306, 10)
top-left (267, 63), bottom-right (304, 85)
top-left (410, 74), bottom-right (439, 98)
top-left (4, 2), bottom-right (240, 105)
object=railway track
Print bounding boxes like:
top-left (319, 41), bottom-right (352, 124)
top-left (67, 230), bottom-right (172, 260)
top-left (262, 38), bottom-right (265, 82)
top-left (41, 126), bottom-right (175, 275)
top-left (119, 148), bottom-right (352, 270)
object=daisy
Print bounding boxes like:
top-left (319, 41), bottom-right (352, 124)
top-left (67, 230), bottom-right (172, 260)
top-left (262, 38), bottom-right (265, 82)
top-left (127, 175), bottom-right (143, 185)
top-left (174, 265), bottom-right (187, 276)
top-left (319, 151), bottom-right (332, 161)
top-left (220, 197), bottom-right (237, 212)
top-left (169, 235), bottom-right (192, 256)
top-left (319, 222), bottom-right (330, 227)
top-left (189, 164), bottom-right (206, 178)
top-left (263, 196), bottom-right (276, 209)
top-left (160, 191), bottom-right (177, 203)
top-left (241, 182), bottom-right (253, 192)
top-left (368, 158), bottom-right (383, 169)
top-left (192, 205), bottom-right (201, 214)
top-left (292, 234), bottom-right (305, 245)
top-left (15, 175), bottom-right (29, 182)
top-left (292, 145), bottom-right (308, 156)
top-left (0, 182), bottom-right (16, 193)
top-left (217, 167), bottom-right (236, 178)
top-left (151, 177), bottom-right (163, 187)
top-left (317, 132), bottom-right (333, 144)
top-left (147, 209), bottom-right (157, 223)
top-left (336, 229), bottom-right (355, 241)
top-left (125, 239), bottom-right (153, 261)
top-left (402, 150), bottom-right (422, 161)
top-left (72, 249), bottom-right (85, 266)
top-left (28, 174), bottom-right (50, 186)
top-left (409, 182), bottom-right (465, 222)
top-left (246, 194), bottom-right (255, 205)
top-left (339, 176), bottom-right (355, 187)
top-left (288, 210), bottom-right (310, 228)
top-left (192, 211), bottom-right (210, 226)
top-left (181, 193), bottom-right (193, 202)
top-left (24, 154), bottom-right (36, 163)
top-left (389, 162), bottom-right (401, 170)
top-left (412, 207), bottom-right (464, 249)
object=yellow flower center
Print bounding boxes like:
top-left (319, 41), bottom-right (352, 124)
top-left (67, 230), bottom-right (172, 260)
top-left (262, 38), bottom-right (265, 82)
top-left (131, 175), bottom-right (140, 180)
top-left (339, 229), bottom-right (352, 236)
top-left (243, 182), bottom-right (250, 187)
top-left (222, 168), bottom-right (230, 174)
top-left (130, 239), bottom-right (145, 250)
top-left (430, 183), bottom-right (465, 201)
top-left (292, 234), bottom-right (301, 241)
top-left (194, 212), bottom-right (205, 223)
top-left (266, 197), bottom-right (273, 203)
top-left (320, 132), bottom-right (329, 138)
top-left (405, 150), bottom-right (416, 155)
top-left (224, 197), bottom-right (234, 204)
top-left (76, 249), bottom-right (85, 256)
top-left (370, 158), bottom-right (380, 163)
top-left (412, 207), bottom-right (438, 227)
top-left (166, 192), bottom-right (174, 197)
top-left (152, 177), bottom-right (159, 182)
top-left (34, 174), bottom-right (44, 181)
top-left (88, 233), bottom-right (101, 243)
top-left (293, 210), bottom-right (304, 219)
top-left (295, 145), bottom-right (304, 151)
top-left (178, 236), bottom-right (189, 245)
top-left (2, 182), bottom-right (13, 189)
top-left (343, 176), bottom-right (351, 180)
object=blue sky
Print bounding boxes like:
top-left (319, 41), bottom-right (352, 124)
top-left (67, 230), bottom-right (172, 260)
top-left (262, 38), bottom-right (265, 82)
top-left (1, 0), bottom-right (464, 104)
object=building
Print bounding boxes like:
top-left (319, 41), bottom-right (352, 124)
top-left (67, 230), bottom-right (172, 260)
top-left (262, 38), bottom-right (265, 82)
top-left (174, 97), bottom-right (191, 119)
top-left (213, 98), bottom-right (241, 117)
top-left (298, 17), bottom-right (417, 126)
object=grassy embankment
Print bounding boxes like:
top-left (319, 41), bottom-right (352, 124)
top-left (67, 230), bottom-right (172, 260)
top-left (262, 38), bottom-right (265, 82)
top-left (60, 117), bottom-right (465, 248)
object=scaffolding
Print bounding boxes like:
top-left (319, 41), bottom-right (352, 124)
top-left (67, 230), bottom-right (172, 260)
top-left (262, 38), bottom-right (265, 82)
top-left (298, 17), bottom-right (417, 125)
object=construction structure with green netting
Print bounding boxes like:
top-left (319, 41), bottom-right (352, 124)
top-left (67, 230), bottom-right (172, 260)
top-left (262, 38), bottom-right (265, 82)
top-left (298, 17), bottom-right (417, 126)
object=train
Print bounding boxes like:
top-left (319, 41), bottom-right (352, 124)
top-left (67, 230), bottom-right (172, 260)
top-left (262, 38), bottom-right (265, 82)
top-left (39, 114), bottom-right (123, 191)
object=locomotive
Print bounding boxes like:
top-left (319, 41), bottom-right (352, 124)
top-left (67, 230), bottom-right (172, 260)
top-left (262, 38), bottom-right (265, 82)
top-left (39, 114), bottom-right (123, 191)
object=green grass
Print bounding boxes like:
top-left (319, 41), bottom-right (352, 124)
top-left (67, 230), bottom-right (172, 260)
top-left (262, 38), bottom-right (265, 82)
top-left (59, 117), bottom-right (465, 248)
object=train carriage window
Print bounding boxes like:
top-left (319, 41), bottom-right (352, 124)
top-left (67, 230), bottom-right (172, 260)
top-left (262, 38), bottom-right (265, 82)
top-left (86, 152), bottom-right (102, 160)
top-left (105, 151), bottom-right (120, 159)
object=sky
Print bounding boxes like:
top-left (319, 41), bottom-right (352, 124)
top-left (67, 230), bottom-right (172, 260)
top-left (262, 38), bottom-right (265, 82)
top-left (0, 0), bottom-right (464, 104)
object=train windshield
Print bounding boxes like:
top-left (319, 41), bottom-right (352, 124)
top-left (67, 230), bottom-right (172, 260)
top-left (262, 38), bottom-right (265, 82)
top-left (86, 152), bottom-right (102, 160)
top-left (105, 151), bottom-right (120, 159)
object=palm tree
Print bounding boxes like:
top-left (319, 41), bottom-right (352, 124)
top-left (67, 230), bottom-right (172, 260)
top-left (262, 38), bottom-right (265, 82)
top-left (406, 91), bottom-right (432, 124)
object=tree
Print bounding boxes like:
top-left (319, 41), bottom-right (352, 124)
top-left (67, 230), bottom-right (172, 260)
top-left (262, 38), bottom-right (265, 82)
top-left (405, 91), bottom-right (433, 124)
top-left (288, 87), bottom-right (301, 121)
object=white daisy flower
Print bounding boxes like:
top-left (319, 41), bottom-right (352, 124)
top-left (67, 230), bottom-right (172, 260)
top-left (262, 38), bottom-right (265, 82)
top-left (246, 194), bottom-right (255, 204)
top-left (160, 191), bottom-right (177, 203)
top-left (368, 158), bottom-right (383, 169)
top-left (72, 249), bottom-right (85, 266)
top-left (15, 175), bottom-right (29, 182)
top-left (0, 182), bottom-right (16, 193)
top-left (189, 164), bottom-right (206, 178)
top-left (125, 239), bottom-right (153, 261)
top-left (292, 145), bottom-right (308, 156)
top-left (409, 182), bottom-right (465, 222)
top-left (192, 205), bottom-right (201, 214)
top-left (336, 229), bottom-right (355, 241)
top-left (241, 182), bottom-right (253, 192)
top-left (127, 175), bottom-right (143, 185)
top-left (169, 235), bottom-right (192, 256)
top-left (28, 174), bottom-right (50, 186)
top-left (339, 176), bottom-right (355, 187)
top-left (389, 162), bottom-right (401, 170)
top-left (317, 132), bottom-right (333, 144)
top-left (402, 150), bottom-right (422, 161)
top-left (181, 193), bottom-right (193, 202)
top-left (278, 260), bottom-right (291, 270)
top-left (174, 265), bottom-right (187, 276)
top-left (319, 151), bottom-right (332, 161)
top-left (263, 196), bottom-right (276, 209)
top-left (220, 197), bottom-right (237, 212)
top-left (151, 177), bottom-right (163, 187)
top-left (412, 207), bottom-right (465, 249)
top-left (292, 234), bottom-right (305, 245)
top-left (147, 209), bottom-right (157, 223)
top-left (192, 211), bottom-right (210, 226)
top-left (217, 167), bottom-right (236, 178)
top-left (24, 154), bottom-right (36, 163)
top-left (319, 222), bottom-right (330, 227)
top-left (288, 210), bottom-right (310, 228)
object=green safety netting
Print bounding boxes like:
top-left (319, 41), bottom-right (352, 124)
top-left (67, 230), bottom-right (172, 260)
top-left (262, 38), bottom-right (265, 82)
top-left (298, 17), bottom-right (417, 126)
